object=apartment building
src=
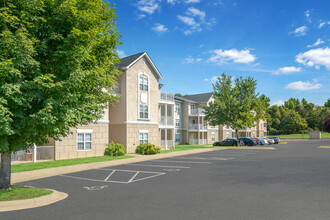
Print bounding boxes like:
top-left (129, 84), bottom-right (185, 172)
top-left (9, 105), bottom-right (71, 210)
top-left (35, 52), bottom-right (267, 160)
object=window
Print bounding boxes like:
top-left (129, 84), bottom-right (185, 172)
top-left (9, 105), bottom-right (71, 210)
top-left (77, 132), bottom-right (92, 151)
top-left (139, 76), bottom-right (148, 91)
top-left (261, 132), bottom-right (263, 138)
top-left (175, 103), bottom-right (181, 112)
top-left (139, 131), bottom-right (148, 144)
top-left (175, 133), bottom-right (180, 143)
top-left (175, 119), bottom-right (181, 128)
top-left (190, 104), bottom-right (195, 110)
top-left (253, 132), bottom-right (256, 138)
top-left (226, 132), bottom-right (229, 139)
top-left (232, 132), bottom-right (236, 138)
top-left (211, 132), bottom-right (215, 141)
top-left (139, 105), bottom-right (148, 119)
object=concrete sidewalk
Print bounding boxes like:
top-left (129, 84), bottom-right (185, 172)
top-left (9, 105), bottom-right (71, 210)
top-left (12, 147), bottom-right (227, 184)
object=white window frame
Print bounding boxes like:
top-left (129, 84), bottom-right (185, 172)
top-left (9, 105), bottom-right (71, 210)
top-left (175, 103), bottom-right (181, 112)
top-left (139, 105), bottom-right (149, 119)
top-left (139, 130), bottom-right (149, 144)
top-left (211, 132), bottom-right (215, 141)
top-left (139, 76), bottom-right (148, 91)
top-left (175, 119), bottom-right (181, 128)
top-left (226, 132), bottom-right (229, 139)
top-left (77, 130), bottom-right (93, 151)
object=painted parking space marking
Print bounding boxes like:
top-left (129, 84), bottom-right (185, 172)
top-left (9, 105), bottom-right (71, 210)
top-left (176, 157), bottom-right (234, 161)
top-left (123, 164), bottom-right (190, 169)
top-left (151, 160), bottom-right (212, 164)
top-left (60, 169), bottom-right (165, 184)
top-left (83, 185), bottom-right (108, 191)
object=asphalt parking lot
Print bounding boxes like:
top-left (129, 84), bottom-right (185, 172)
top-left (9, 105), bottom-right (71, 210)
top-left (2, 140), bottom-right (330, 220)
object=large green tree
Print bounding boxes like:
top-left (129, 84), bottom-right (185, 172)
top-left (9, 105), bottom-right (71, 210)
top-left (0, 0), bottom-right (121, 190)
top-left (203, 73), bottom-right (270, 146)
top-left (280, 110), bottom-right (308, 134)
top-left (323, 114), bottom-right (330, 133)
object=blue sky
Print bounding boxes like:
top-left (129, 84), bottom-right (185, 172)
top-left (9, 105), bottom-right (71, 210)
top-left (111, 0), bottom-right (330, 106)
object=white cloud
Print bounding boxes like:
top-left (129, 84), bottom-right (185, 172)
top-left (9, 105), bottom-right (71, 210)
top-left (318, 21), bottom-right (327, 28)
top-left (187, 7), bottom-right (205, 20)
top-left (208, 49), bottom-right (257, 64)
top-left (296, 47), bottom-right (330, 69)
top-left (117, 50), bottom-right (127, 58)
top-left (307, 38), bottom-right (324, 48)
top-left (291, 25), bottom-right (307, 36)
top-left (271, 100), bottom-right (285, 106)
top-left (185, 0), bottom-right (200, 3)
top-left (152, 23), bottom-right (168, 33)
top-left (184, 56), bottom-right (202, 63)
top-left (305, 10), bottom-right (311, 23)
top-left (177, 15), bottom-right (201, 34)
top-left (285, 80), bottom-right (322, 91)
top-left (273, 66), bottom-right (302, 75)
top-left (136, 0), bottom-right (160, 15)
top-left (204, 76), bottom-right (218, 83)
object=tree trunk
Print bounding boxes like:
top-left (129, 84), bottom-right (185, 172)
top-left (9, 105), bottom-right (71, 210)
top-left (236, 130), bottom-right (240, 146)
top-left (0, 152), bottom-right (11, 190)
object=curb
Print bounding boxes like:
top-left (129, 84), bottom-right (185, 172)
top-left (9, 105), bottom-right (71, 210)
top-left (0, 189), bottom-right (68, 212)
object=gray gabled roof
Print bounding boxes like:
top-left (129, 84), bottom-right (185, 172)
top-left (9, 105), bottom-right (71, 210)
top-left (117, 52), bottom-right (163, 79)
top-left (174, 96), bottom-right (194, 103)
top-left (117, 52), bottom-right (145, 69)
top-left (182, 92), bottom-right (213, 103)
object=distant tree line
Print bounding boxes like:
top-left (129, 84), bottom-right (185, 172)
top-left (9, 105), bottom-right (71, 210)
top-left (266, 98), bottom-right (330, 135)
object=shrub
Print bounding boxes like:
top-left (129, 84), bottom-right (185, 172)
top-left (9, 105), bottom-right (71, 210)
top-left (135, 143), bottom-right (161, 155)
top-left (104, 142), bottom-right (126, 156)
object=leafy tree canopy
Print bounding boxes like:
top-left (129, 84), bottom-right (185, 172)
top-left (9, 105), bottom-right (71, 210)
top-left (203, 73), bottom-right (270, 142)
top-left (0, 0), bottom-right (121, 189)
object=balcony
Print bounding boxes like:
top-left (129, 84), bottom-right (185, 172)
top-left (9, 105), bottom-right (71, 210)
top-left (189, 139), bottom-right (207, 145)
top-left (189, 108), bottom-right (205, 116)
top-left (159, 116), bottom-right (174, 127)
top-left (188, 124), bottom-right (207, 131)
top-left (160, 92), bottom-right (174, 103)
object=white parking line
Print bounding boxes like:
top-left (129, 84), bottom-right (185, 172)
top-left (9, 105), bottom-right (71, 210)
top-left (104, 170), bottom-right (116, 181)
top-left (124, 164), bottom-right (190, 169)
top-left (60, 174), bottom-right (129, 184)
top-left (176, 157), bottom-right (234, 161)
top-left (151, 160), bottom-right (211, 164)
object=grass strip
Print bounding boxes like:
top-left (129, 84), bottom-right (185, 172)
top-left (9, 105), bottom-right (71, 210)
top-left (12, 155), bottom-right (133, 173)
top-left (0, 186), bottom-right (52, 201)
top-left (160, 144), bottom-right (213, 154)
top-left (276, 132), bottom-right (330, 139)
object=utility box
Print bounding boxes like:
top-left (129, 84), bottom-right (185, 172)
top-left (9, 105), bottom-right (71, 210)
top-left (309, 130), bottom-right (321, 139)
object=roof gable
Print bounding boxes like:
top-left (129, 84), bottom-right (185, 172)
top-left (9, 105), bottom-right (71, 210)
top-left (118, 52), bottom-right (163, 79)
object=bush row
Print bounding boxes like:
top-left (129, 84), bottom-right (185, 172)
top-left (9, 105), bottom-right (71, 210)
top-left (104, 142), bottom-right (161, 156)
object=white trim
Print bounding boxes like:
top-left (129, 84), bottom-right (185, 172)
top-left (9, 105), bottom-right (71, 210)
top-left (139, 130), bottom-right (149, 133)
top-left (138, 72), bottom-right (150, 121)
top-left (126, 52), bottom-right (163, 79)
top-left (124, 121), bottom-right (158, 125)
top-left (76, 129), bottom-right (93, 133)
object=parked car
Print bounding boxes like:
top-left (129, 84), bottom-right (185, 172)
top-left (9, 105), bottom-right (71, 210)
top-left (269, 137), bottom-right (280, 144)
top-left (266, 138), bottom-right (275, 144)
top-left (239, 138), bottom-right (257, 146)
top-left (213, 138), bottom-right (244, 146)
top-left (262, 138), bottom-right (270, 145)
top-left (256, 138), bottom-right (266, 145)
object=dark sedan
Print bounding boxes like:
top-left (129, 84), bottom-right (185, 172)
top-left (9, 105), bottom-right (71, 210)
top-left (213, 138), bottom-right (243, 146)
top-left (239, 138), bottom-right (257, 146)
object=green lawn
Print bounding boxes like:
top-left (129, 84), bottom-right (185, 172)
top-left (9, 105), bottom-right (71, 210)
top-left (276, 132), bottom-right (330, 139)
top-left (12, 155), bottom-right (133, 173)
top-left (0, 186), bottom-right (52, 201)
top-left (160, 144), bottom-right (213, 154)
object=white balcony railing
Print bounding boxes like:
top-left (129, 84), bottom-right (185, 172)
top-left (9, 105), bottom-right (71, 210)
top-left (190, 108), bottom-right (205, 115)
top-left (161, 140), bottom-right (174, 149)
top-left (159, 116), bottom-right (174, 126)
top-left (160, 92), bottom-right (174, 102)
top-left (189, 139), bottom-right (207, 145)
top-left (189, 124), bottom-right (207, 130)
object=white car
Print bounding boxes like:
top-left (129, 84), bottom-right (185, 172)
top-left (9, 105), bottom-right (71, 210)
top-left (262, 138), bottom-right (269, 145)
